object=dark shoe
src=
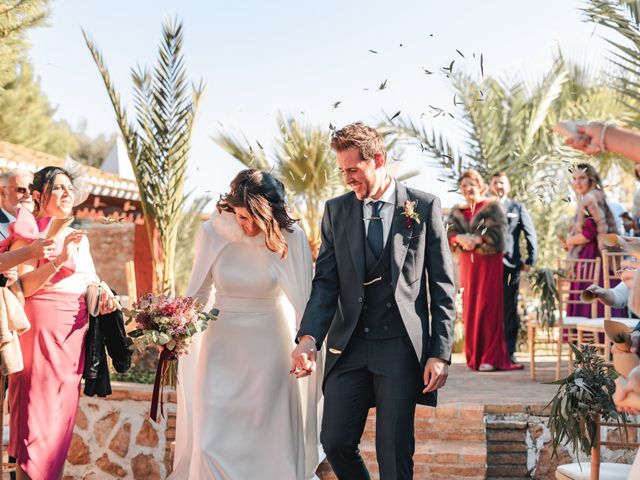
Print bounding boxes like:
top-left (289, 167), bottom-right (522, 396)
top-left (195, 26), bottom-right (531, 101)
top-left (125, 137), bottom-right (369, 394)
top-left (510, 354), bottom-right (518, 364)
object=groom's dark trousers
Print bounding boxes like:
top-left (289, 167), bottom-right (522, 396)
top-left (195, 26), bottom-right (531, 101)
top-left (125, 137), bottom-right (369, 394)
top-left (321, 336), bottom-right (420, 479)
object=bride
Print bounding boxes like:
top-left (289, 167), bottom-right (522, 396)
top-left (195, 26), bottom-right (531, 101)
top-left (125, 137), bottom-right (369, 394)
top-left (169, 169), bottom-right (323, 479)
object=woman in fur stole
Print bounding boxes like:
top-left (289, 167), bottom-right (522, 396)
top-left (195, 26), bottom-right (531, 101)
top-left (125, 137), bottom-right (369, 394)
top-left (447, 169), bottom-right (522, 372)
top-left (562, 163), bottom-right (623, 318)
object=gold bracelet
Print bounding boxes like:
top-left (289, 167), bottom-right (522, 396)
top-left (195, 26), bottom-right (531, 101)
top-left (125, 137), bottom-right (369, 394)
top-left (51, 261), bottom-right (61, 273)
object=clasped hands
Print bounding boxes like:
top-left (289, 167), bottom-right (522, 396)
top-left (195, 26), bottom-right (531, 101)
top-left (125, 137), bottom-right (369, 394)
top-left (290, 336), bottom-right (317, 378)
top-left (455, 234), bottom-right (481, 251)
top-left (289, 337), bottom-right (449, 392)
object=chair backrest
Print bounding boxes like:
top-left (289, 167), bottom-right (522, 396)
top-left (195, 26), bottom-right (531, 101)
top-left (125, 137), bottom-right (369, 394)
top-left (590, 415), bottom-right (640, 480)
top-left (601, 251), bottom-right (628, 322)
top-left (556, 257), bottom-right (601, 324)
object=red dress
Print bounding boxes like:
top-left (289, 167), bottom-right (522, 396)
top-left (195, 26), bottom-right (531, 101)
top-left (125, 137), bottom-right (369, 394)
top-left (456, 203), bottom-right (521, 371)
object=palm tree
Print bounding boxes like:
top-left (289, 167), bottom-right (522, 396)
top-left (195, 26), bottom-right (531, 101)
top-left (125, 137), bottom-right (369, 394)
top-left (584, 0), bottom-right (640, 127)
top-left (215, 114), bottom-right (346, 256)
top-left (84, 19), bottom-right (204, 295)
top-left (392, 55), bottom-right (632, 266)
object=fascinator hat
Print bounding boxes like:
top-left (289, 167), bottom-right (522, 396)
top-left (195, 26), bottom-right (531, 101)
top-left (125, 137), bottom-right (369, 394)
top-left (30, 157), bottom-right (92, 208)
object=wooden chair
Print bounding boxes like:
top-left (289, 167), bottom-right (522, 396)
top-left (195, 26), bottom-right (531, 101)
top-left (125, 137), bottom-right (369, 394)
top-left (555, 415), bottom-right (639, 480)
top-left (555, 258), bottom-right (601, 380)
top-left (528, 259), bottom-right (601, 381)
top-left (577, 252), bottom-right (638, 361)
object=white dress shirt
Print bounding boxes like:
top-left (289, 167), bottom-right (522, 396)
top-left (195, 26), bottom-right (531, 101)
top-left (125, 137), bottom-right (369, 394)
top-left (0, 208), bottom-right (16, 240)
top-left (363, 179), bottom-right (396, 248)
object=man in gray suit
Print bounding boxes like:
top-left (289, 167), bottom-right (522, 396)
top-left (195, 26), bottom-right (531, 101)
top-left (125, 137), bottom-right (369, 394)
top-left (291, 123), bottom-right (456, 479)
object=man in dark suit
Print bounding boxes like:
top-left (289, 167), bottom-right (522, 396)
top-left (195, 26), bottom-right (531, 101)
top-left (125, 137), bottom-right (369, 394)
top-left (291, 123), bottom-right (456, 479)
top-left (489, 172), bottom-right (537, 363)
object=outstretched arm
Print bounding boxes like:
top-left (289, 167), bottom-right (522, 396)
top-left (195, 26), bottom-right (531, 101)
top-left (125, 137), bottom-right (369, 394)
top-left (0, 238), bottom-right (55, 272)
top-left (566, 123), bottom-right (640, 163)
top-left (291, 203), bottom-right (340, 377)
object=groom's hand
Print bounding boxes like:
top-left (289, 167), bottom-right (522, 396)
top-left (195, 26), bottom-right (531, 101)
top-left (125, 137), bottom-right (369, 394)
top-left (290, 336), bottom-right (317, 378)
top-left (423, 357), bottom-right (448, 393)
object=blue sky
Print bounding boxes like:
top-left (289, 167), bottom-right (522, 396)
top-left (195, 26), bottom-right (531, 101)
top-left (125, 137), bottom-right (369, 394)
top-left (27, 0), bottom-right (613, 207)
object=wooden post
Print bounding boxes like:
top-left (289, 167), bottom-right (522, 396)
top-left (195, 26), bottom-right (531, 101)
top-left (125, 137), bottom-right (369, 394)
top-left (125, 260), bottom-right (137, 306)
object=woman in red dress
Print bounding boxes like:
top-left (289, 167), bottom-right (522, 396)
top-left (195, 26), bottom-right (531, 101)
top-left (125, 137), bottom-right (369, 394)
top-left (447, 169), bottom-right (523, 372)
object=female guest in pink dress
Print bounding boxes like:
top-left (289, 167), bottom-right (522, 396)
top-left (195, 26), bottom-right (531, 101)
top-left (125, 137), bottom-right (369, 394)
top-left (561, 163), bottom-right (622, 318)
top-left (7, 166), bottom-right (109, 480)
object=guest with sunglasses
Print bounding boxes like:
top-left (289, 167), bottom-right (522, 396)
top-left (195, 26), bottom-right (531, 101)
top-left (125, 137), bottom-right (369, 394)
top-left (0, 169), bottom-right (34, 241)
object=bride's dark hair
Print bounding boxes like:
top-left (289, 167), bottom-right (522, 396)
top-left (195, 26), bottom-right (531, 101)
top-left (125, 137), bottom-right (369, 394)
top-left (216, 169), bottom-right (297, 258)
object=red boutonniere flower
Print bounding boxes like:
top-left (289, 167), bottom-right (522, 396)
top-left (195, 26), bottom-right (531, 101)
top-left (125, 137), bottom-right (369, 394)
top-left (401, 200), bottom-right (420, 229)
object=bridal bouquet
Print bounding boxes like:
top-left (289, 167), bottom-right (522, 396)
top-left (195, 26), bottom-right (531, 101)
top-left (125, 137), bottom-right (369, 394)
top-left (123, 293), bottom-right (218, 421)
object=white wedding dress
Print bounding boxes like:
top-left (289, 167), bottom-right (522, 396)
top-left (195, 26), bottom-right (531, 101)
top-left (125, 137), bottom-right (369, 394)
top-left (169, 211), bottom-right (323, 480)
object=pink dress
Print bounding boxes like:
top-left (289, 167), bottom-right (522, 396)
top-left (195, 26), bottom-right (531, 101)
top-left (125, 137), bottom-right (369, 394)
top-left (7, 215), bottom-right (98, 480)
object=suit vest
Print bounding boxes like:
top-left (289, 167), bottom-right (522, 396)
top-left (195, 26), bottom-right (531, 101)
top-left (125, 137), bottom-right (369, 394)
top-left (354, 231), bottom-right (408, 339)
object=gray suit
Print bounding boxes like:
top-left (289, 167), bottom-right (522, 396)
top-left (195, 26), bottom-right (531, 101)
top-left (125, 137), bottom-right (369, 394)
top-left (298, 181), bottom-right (455, 478)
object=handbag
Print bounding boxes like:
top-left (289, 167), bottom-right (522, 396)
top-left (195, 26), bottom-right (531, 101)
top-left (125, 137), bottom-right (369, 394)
top-left (86, 281), bottom-right (122, 317)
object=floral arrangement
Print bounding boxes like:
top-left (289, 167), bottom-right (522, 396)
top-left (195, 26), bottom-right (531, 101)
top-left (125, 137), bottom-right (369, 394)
top-left (123, 293), bottom-right (218, 421)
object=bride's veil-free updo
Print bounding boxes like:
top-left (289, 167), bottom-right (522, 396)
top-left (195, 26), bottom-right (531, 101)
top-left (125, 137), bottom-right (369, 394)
top-left (216, 169), bottom-right (298, 258)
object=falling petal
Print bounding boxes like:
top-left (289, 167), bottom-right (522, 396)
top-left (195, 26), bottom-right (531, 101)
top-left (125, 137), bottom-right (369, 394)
top-left (332, 101), bottom-right (341, 110)
top-left (480, 53), bottom-right (484, 77)
top-left (256, 140), bottom-right (264, 150)
top-left (369, 49), bottom-right (378, 54)
top-left (329, 122), bottom-right (336, 131)
top-left (390, 110), bottom-right (401, 121)
top-left (456, 49), bottom-right (465, 58)
top-left (378, 79), bottom-right (388, 91)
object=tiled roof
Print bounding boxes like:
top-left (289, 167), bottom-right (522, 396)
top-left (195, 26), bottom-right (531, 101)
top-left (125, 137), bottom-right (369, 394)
top-left (0, 141), bottom-right (140, 201)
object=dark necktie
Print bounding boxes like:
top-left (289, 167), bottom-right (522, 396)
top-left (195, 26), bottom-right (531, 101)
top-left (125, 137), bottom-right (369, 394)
top-left (367, 201), bottom-right (384, 258)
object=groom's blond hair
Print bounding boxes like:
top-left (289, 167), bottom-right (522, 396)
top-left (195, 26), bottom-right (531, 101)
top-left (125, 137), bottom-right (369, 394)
top-left (331, 123), bottom-right (386, 163)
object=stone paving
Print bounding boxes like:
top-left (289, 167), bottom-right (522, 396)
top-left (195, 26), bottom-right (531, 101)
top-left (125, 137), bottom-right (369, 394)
top-left (441, 352), bottom-right (559, 407)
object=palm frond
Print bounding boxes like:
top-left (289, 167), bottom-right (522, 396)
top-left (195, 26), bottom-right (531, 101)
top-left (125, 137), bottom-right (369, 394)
top-left (85, 18), bottom-right (204, 294)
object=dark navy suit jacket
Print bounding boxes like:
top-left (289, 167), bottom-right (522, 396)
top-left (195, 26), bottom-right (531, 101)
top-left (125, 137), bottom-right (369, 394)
top-left (502, 198), bottom-right (537, 269)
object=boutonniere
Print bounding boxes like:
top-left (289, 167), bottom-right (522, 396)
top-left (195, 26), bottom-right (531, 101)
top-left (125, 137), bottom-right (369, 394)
top-left (401, 200), bottom-right (420, 229)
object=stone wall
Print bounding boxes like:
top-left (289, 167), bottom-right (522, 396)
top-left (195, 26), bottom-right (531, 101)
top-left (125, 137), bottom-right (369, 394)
top-left (85, 223), bottom-right (135, 297)
top-left (64, 383), bottom-right (175, 480)
top-left (317, 403), bottom-right (637, 479)
top-left (485, 403), bottom-right (636, 479)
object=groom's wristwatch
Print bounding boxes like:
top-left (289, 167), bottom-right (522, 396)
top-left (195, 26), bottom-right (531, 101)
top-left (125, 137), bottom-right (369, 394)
top-left (297, 335), bottom-right (317, 349)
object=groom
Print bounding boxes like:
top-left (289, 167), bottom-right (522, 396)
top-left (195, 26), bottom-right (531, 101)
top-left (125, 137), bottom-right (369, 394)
top-left (291, 123), bottom-right (456, 479)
